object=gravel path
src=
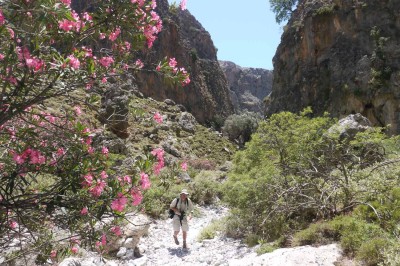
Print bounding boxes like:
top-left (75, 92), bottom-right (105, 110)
top-left (134, 205), bottom-right (343, 266)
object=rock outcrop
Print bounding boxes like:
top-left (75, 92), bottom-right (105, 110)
top-left (135, 0), bottom-right (234, 125)
top-left (219, 61), bottom-right (273, 114)
top-left (266, 0), bottom-right (400, 134)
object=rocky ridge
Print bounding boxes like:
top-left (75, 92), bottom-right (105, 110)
top-left (135, 0), bottom-right (234, 125)
top-left (219, 61), bottom-right (273, 114)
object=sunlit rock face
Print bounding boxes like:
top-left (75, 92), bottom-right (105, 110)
top-left (135, 0), bottom-right (234, 125)
top-left (219, 60), bottom-right (273, 114)
top-left (267, 0), bottom-right (400, 134)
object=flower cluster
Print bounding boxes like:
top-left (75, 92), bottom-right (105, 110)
top-left (156, 57), bottom-right (191, 87)
top-left (0, 0), bottom-right (190, 261)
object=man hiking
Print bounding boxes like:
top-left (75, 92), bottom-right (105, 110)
top-left (170, 189), bottom-right (194, 249)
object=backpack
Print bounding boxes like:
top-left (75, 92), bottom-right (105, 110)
top-left (168, 198), bottom-right (188, 219)
top-left (168, 198), bottom-right (179, 219)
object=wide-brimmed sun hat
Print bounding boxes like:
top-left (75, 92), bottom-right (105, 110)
top-left (180, 189), bottom-right (189, 195)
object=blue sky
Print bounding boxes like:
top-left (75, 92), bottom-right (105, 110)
top-left (168, 0), bottom-right (283, 70)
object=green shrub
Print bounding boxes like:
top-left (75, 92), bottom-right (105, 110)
top-left (189, 171), bottom-right (222, 205)
top-left (293, 216), bottom-right (391, 265)
top-left (292, 221), bottom-right (339, 246)
top-left (245, 233), bottom-right (260, 247)
top-left (357, 237), bottom-right (388, 266)
top-left (380, 240), bottom-right (400, 266)
top-left (222, 111), bottom-right (260, 146)
top-left (197, 218), bottom-right (225, 242)
top-left (222, 109), bottom-right (399, 243)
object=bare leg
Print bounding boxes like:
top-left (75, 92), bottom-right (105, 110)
top-left (182, 231), bottom-right (187, 248)
top-left (173, 231), bottom-right (180, 245)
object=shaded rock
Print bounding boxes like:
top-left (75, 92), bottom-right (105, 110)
top-left (107, 214), bottom-right (150, 252)
top-left (98, 83), bottom-right (134, 139)
top-left (163, 99), bottom-right (176, 106)
top-left (162, 143), bottom-right (181, 158)
top-left (178, 172), bottom-right (191, 183)
top-left (328, 113), bottom-right (372, 139)
top-left (178, 112), bottom-right (197, 133)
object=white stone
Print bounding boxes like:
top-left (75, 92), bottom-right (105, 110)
top-left (117, 247), bottom-right (127, 258)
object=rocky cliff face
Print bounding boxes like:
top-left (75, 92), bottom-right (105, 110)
top-left (266, 0), bottom-right (400, 134)
top-left (135, 0), bottom-right (234, 125)
top-left (219, 61), bottom-right (273, 114)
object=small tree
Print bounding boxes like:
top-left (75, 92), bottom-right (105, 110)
top-left (222, 111), bottom-right (260, 147)
top-left (269, 0), bottom-right (298, 24)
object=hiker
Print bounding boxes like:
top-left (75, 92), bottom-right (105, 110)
top-left (170, 189), bottom-right (194, 249)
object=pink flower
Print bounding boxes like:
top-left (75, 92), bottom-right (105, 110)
top-left (130, 188), bottom-right (143, 206)
top-left (123, 175), bottom-right (131, 184)
top-left (71, 246), bottom-right (78, 254)
top-left (7, 28), bottom-right (14, 39)
top-left (153, 161), bottom-right (164, 175)
top-left (68, 55), bottom-right (80, 69)
top-left (100, 171), bottom-right (108, 179)
top-left (74, 106), bottom-right (82, 116)
top-left (26, 58), bottom-right (44, 72)
top-left (168, 57), bottom-right (177, 68)
top-left (180, 0), bottom-right (187, 10)
top-left (56, 148), bottom-right (65, 157)
top-left (101, 146), bottom-right (109, 155)
top-left (109, 27), bottom-right (121, 41)
top-left (151, 148), bottom-right (164, 160)
top-left (82, 12), bottom-right (92, 21)
top-left (135, 59), bottom-right (144, 69)
top-left (89, 180), bottom-right (106, 197)
top-left (153, 112), bottom-right (163, 124)
top-left (150, 0), bottom-right (157, 9)
top-left (110, 226), bottom-right (122, 236)
top-left (50, 250), bottom-right (57, 258)
top-left (29, 150), bottom-right (46, 164)
top-left (88, 146), bottom-right (95, 154)
top-left (0, 54), bottom-right (4, 60)
top-left (182, 75), bottom-right (191, 86)
top-left (98, 56), bottom-right (114, 68)
top-left (0, 10), bottom-right (4, 25)
top-left (82, 174), bottom-right (93, 187)
top-left (12, 154), bottom-right (25, 164)
top-left (156, 63), bottom-right (161, 71)
top-left (80, 207), bottom-right (88, 215)
top-left (140, 172), bottom-right (151, 190)
top-left (9, 220), bottom-right (18, 229)
top-left (111, 193), bottom-right (127, 212)
top-left (60, 0), bottom-right (71, 6)
top-left (180, 162), bottom-right (188, 171)
top-left (59, 19), bottom-right (75, 31)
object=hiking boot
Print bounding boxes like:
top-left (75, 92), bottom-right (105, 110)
top-left (173, 235), bottom-right (179, 245)
top-left (183, 241), bottom-right (187, 249)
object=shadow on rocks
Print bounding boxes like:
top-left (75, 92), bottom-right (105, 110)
top-left (167, 247), bottom-right (191, 258)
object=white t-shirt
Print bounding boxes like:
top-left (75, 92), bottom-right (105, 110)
top-left (170, 197), bottom-right (193, 213)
